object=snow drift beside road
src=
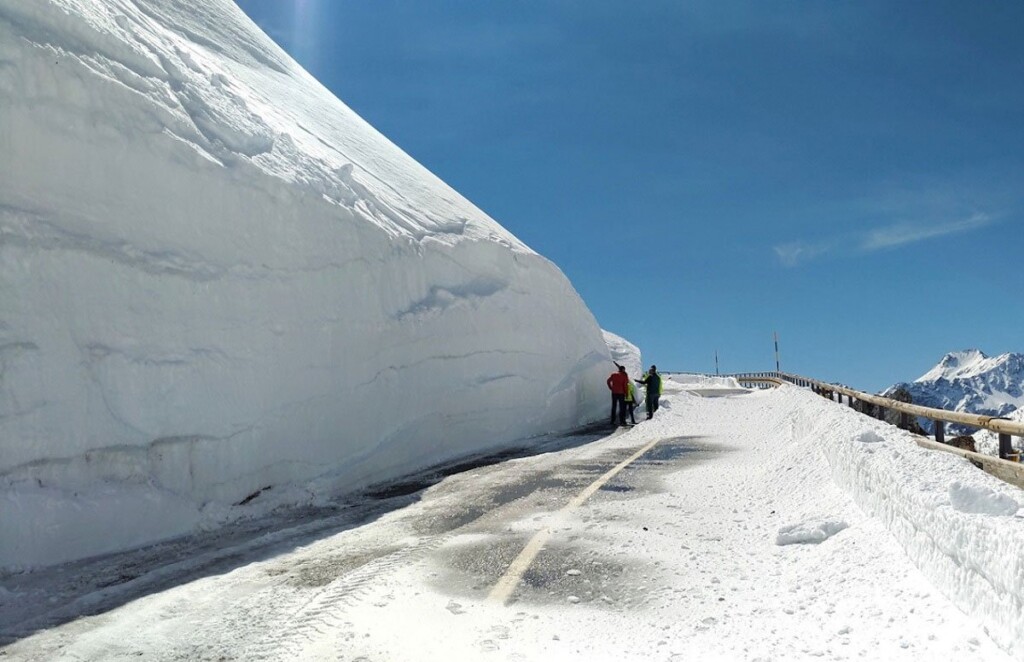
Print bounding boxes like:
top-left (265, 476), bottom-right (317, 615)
top-left (782, 386), bottom-right (1024, 658)
top-left (0, 0), bottom-right (610, 569)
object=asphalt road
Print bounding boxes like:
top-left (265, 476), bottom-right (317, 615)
top-left (0, 423), bottom-right (704, 660)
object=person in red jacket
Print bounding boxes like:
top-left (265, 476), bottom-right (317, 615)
top-left (607, 364), bottom-right (629, 426)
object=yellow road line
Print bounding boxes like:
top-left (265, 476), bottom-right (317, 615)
top-left (487, 434), bottom-right (663, 605)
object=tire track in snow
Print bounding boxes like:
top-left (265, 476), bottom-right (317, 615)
top-left (241, 523), bottom-right (455, 661)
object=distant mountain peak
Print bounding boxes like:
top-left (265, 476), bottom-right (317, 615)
top-left (917, 348), bottom-right (1022, 383)
top-left (888, 349), bottom-right (1024, 434)
top-left (940, 348), bottom-right (987, 365)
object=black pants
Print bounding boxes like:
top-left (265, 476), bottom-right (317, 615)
top-left (646, 393), bottom-right (659, 419)
top-left (610, 393), bottom-right (626, 424)
top-left (626, 400), bottom-right (637, 424)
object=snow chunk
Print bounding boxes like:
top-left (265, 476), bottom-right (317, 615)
top-left (776, 518), bottom-right (848, 545)
top-left (948, 482), bottom-right (1019, 516)
top-left (855, 430), bottom-right (886, 444)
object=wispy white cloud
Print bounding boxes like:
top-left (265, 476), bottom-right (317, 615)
top-left (860, 213), bottom-right (996, 251)
top-left (773, 240), bottom-right (833, 267)
top-left (775, 212), bottom-right (998, 267)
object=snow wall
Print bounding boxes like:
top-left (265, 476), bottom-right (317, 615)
top-left (0, 0), bottom-right (612, 569)
top-left (783, 387), bottom-right (1024, 659)
top-left (601, 330), bottom-right (642, 379)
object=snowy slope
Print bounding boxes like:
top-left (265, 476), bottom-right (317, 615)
top-left (886, 349), bottom-right (1024, 433)
top-left (0, 0), bottom-right (610, 568)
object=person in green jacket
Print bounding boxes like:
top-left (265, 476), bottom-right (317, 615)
top-left (636, 365), bottom-right (662, 420)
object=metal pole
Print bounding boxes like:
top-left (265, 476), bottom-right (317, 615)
top-left (715, 350), bottom-right (719, 376)
top-left (774, 331), bottom-right (780, 374)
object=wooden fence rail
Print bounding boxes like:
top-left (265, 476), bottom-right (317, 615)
top-left (727, 371), bottom-right (1024, 488)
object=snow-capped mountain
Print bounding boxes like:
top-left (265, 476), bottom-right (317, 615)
top-left (885, 349), bottom-right (1024, 433)
top-left (0, 0), bottom-right (611, 568)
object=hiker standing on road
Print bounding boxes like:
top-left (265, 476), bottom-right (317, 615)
top-left (606, 364), bottom-right (629, 426)
top-left (624, 378), bottom-right (638, 425)
top-left (637, 365), bottom-right (662, 420)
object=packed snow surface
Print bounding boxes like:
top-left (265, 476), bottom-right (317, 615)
top-left (2, 385), bottom-right (1021, 660)
top-left (0, 0), bottom-right (611, 568)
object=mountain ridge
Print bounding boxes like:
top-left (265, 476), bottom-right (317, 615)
top-left (886, 349), bottom-right (1024, 434)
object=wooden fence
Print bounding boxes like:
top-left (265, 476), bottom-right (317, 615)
top-left (729, 371), bottom-right (1024, 488)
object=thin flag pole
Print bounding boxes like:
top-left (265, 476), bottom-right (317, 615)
top-left (774, 331), bottom-right (781, 374)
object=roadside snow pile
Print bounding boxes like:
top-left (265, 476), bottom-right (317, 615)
top-left (0, 0), bottom-right (610, 569)
top-left (775, 518), bottom-right (849, 545)
top-left (780, 386), bottom-right (1024, 658)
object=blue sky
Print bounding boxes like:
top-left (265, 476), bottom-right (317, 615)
top-left (235, 0), bottom-right (1023, 392)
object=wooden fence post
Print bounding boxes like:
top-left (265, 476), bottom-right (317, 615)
top-left (1000, 434), bottom-right (1013, 460)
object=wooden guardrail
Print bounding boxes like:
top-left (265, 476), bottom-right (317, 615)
top-left (730, 371), bottom-right (1024, 488)
top-left (776, 371), bottom-right (1024, 449)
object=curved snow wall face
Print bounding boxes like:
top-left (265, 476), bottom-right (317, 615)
top-left (0, 0), bottom-right (610, 568)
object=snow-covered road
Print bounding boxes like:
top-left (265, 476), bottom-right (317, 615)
top-left (1, 385), bottom-right (1014, 661)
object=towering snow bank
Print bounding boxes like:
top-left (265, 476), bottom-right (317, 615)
top-left (0, 0), bottom-right (610, 568)
top-left (780, 387), bottom-right (1024, 658)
